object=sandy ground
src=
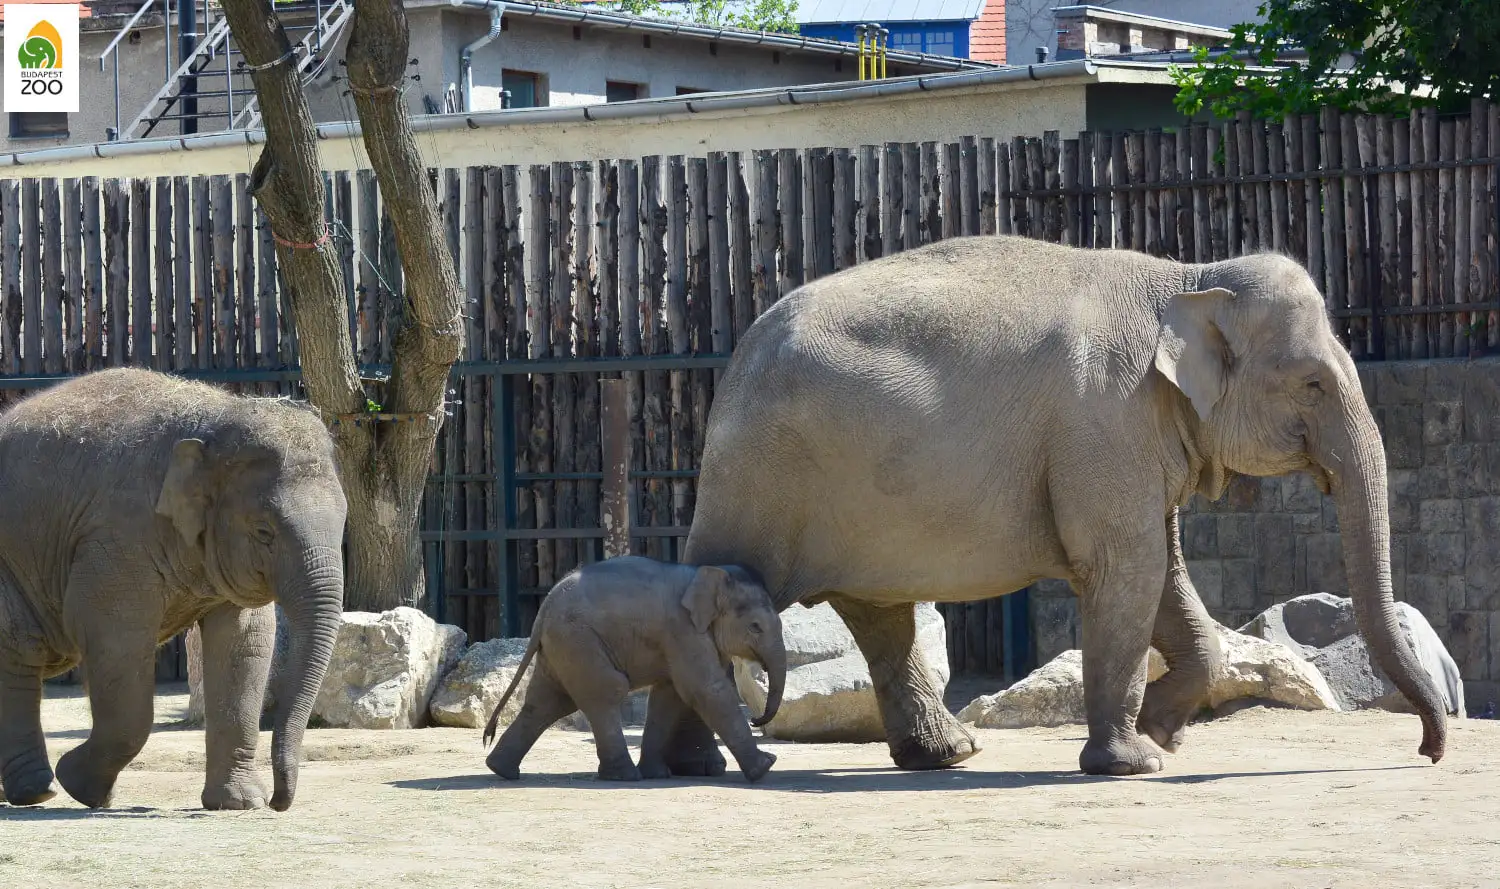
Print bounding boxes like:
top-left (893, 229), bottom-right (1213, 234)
top-left (2, 684), bottom-right (1499, 889)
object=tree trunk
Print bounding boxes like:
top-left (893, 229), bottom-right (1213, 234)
top-left (218, 0), bottom-right (463, 613)
top-left (340, 0), bottom-right (465, 610)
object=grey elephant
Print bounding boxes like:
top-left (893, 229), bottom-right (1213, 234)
top-left (672, 234), bottom-right (1448, 777)
top-left (482, 556), bottom-right (786, 783)
top-left (0, 368), bottom-right (347, 810)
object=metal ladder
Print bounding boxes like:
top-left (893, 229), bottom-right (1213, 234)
top-left (112, 0), bottom-right (352, 142)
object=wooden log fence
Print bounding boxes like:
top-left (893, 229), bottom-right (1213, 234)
top-left (4, 103), bottom-right (1500, 677)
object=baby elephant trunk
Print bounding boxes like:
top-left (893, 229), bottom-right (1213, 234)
top-left (749, 635), bottom-right (786, 728)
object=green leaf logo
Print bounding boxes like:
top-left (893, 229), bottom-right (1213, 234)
top-left (18, 21), bottom-right (62, 69)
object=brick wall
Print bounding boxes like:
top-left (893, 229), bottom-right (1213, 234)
top-left (1028, 357), bottom-right (1500, 712)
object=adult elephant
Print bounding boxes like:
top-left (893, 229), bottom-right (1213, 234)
top-left (0, 368), bottom-right (346, 810)
top-left (673, 234), bottom-right (1447, 777)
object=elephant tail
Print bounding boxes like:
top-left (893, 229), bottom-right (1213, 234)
top-left (482, 632), bottom-right (541, 748)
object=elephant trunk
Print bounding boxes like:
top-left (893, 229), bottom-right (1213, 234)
top-left (1319, 398), bottom-right (1447, 762)
top-left (269, 544), bottom-right (345, 811)
top-left (749, 635), bottom-right (786, 728)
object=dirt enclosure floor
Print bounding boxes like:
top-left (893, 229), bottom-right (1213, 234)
top-left (2, 685), bottom-right (1499, 889)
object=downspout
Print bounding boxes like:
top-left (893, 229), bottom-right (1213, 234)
top-left (454, 0), bottom-right (506, 113)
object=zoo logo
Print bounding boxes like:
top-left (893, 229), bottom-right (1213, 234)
top-left (17, 20), bottom-right (62, 69)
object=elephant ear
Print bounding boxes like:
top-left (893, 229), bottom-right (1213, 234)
top-left (156, 438), bottom-right (209, 548)
top-left (682, 566), bottom-right (730, 634)
top-left (1154, 287), bottom-right (1235, 421)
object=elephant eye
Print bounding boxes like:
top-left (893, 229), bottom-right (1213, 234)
top-left (252, 525), bottom-right (275, 544)
top-left (749, 622), bottom-right (763, 636)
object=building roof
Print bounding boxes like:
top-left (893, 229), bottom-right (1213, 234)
top-left (794, 0), bottom-right (987, 24)
top-left (440, 0), bottom-right (992, 71)
top-left (1051, 5), bottom-right (1233, 40)
top-left (575, 0), bottom-right (986, 25)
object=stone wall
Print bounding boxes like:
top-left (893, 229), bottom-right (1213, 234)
top-left (1028, 357), bottom-right (1500, 713)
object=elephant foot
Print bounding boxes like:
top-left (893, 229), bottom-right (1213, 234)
top-left (485, 746), bottom-right (524, 781)
top-left (636, 758), bottom-right (672, 780)
top-left (663, 733), bottom-right (727, 777)
top-left (890, 715), bottom-right (982, 771)
top-left (596, 759), bottom-right (643, 782)
top-left (1136, 701), bottom-right (1192, 754)
top-left (1, 777), bottom-right (59, 807)
top-left (1079, 734), bottom-right (1164, 776)
top-left (55, 748), bottom-right (118, 809)
top-left (202, 775), bottom-right (270, 811)
top-left (2, 754), bottom-right (60, 807)
top-left (737, 749), bottom-right (777, 784)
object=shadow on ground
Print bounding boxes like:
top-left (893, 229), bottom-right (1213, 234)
top-left (389, 764), bottom-right (1423, 795)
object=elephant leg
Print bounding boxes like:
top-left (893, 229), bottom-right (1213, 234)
top-left (1075, 548), bottom-right (1169, 776)
top-left (827, 596), bottom-right (979, 771)
top-left (637, 683), bottom-right (686, 780)
top-left (485, 663), bottom-right (577, 780)
top-left (669, 663), bottom-right (776, 783)
top-left (548, 651), bottom-right (639, 782)
top-left (0, 664), bottom-right (58, 806)
top-left (1137, 510), bottom-right (1222, 753)
top-left (656, 668), bottom-right (729, 778)
top-left (199, 602), bottom-right (275, 811)
top-left (55, 616), bottom-right (158, 808)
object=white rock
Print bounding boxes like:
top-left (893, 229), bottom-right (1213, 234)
top-left (735, 601), bottom-right (949, 742)
top-left (312, 607), bottom-right (467, 729)
top-left (958, 624), bottom-right (1340, 729)
top-left (428, 637), bottom-right (531, 729)
top-left (1210, 626), bottom-right (1342, 712)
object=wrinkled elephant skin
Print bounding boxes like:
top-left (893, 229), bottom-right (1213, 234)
top-left (0, 368), bottom-right (347, 811)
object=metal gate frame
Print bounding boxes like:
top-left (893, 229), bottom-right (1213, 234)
top-left (420, 353), bottom-right (731, 638)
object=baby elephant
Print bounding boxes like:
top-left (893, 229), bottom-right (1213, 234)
top-left (482, 556), bottom-right (787, 782)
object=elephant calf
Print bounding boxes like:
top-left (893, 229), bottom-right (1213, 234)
top-left (0, 368), bottom-right (347, 811)
top-left (482, 556), bottom-right (786, 783)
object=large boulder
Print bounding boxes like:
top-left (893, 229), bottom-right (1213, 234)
top-left (735, 601), bottom-right (949, 742)
top-left (1239, 592), bottom-right (1464, 715)
top-left (429, 637), bottom-right (649, 732)
top-left (958, 623), bottom-right (1340, 729)
top-left (312, 607), bottom-right (467, 729)
top-left (428, 637), bottom-right (531, 729)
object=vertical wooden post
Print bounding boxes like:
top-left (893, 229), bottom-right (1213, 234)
top-left (978, 137), bottom-right (997, 237)
top-left (778, 148), bottom-right (804, 294)
top-left (727, 152), bottom-right (754, 340)
top-left (80, 178), bottom-right (102, 372)
top-left (63, 179), bottom-right (84, 373)
top-left (600, 378), bottom-right (632, 559)
top-left (1, 181), bottom-right (21, 375)
top-left (752, 149), bottom-right (779, 316)
top-left (41, 179), bottom-right (63, 374)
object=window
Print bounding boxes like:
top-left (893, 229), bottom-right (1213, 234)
top-left (501, 70), bottom-right (543, 109)
top-left (676, 86), bottom-right (709, 95)
top-left (885, 25), bottom-right (960, 57)
top-left (606, 81), bottom-right (642, 103)
top-left (9, 112), bottom-right (68, 139)
top-left (889, 30), bottom-right (923, 53)
top-left (924, 29), bottom-right (956, 57)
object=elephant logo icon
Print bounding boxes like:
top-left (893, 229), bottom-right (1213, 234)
top-left (18, 20), bottom-right (62, 69)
